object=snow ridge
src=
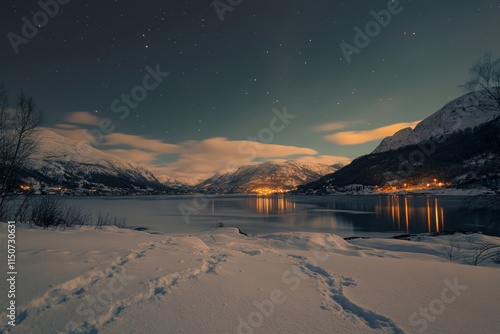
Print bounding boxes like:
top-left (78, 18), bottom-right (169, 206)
top-left (373, 91), bottom-right (499, 154)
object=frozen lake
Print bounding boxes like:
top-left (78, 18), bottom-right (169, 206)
top-left (62, 194), bottom-right (500, 237)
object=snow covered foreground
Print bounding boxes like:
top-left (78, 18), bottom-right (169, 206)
top-left (1, 225), bottom-right (499, 334)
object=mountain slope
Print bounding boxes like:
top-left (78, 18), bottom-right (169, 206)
top-left (374, 91), bottom-right (499, 153)
top-left (196, 160), bottom-right (339, 194)
top-left (299, 118), bottom-right (500, 193)
top-left (298, 92), bottom-right (500, 193)
top-left (23, 129), bottom-right (164, 190)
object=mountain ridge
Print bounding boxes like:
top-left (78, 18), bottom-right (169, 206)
top-left (297, 91), bottom-right (500, 193)
top-left (23, 129), bottom-right (165, 191)
top-left (373, 91), bottom-right (499, 153)
top-left (196, 160), bottom-right (340, 194)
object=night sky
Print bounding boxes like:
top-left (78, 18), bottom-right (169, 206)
top-left (1, 0), bottom-right (499, 181)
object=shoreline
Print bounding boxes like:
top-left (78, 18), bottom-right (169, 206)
top-left (11, 187), bottom-right (499, 198)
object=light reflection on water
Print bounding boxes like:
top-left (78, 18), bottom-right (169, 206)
top-left (374, 196), bottom-right (447, 234)
top-left (227, 195), bottom-right (498, 236)
top-left (252, 195), bottom-right (296, 215)
top-left (208, 195), bottom-right (297, 216)
top-left (62, 195), bottom-right (499, 237)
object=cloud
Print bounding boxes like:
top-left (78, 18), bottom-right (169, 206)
top-left (54, 123), bottom-right (78, 130)
top-left (64, 111), bottom-right (100, 126)
top-left (104, 149), bottom-right (161, 166)
top-left (152, 137), bottom-right (320, 181)
top-left (51, 111), bottom-right (180, 153)
top-left (50, 111), bottom-right (102, 144)
top-left (102, 133), bottom-right (179, 154)
top-left (48, 124), bottom-right (339, 181)
top-left (48, 111), bottom-right (351, 181)
top-left (91, 135), bottom-right (344, 181)
top-left (312, 121), bottom-right (363, 132)
top-left (324, 121), bottom-right (420, 145)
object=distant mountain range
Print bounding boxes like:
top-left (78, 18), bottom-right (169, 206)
top-left (195, 161), bottom-right (340, 194)
top-left (21, 130), bottom-right (340, 194)
top-left (297, 91), bottom-right (500, 194)
top-left (156, 176), bottom-right (202, 188)
top-left (22, 91), bottom-right (500, 195)
top-left (22, 129), bottom-right (165, 191)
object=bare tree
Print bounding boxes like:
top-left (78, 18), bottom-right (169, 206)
top-left (0, 83), bottom-right (42, 219)
top-left (463, 234), bottom-right (500, 266)
top-left (462, 51), bottom-right (500, 111)
top-left (459, 52), bottom-right (500, 226)
top-left (444, 233), bottom-right (462, 262)
top-left (444, 233), bottom-right (500, 266)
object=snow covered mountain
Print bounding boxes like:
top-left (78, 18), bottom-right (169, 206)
top-left (297, 91), bottom-right (500, 193)
top-left (24, 129), bottom-right (164, 190)
top-left (157, 175), bottom-right (202, 188)
top-left (196, 160), bottom-right (339, 194)
top-left (373, 91), bottom-right (499, 153)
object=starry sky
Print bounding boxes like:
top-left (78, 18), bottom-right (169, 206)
top-left (1, 0), bottom-right (499, 181)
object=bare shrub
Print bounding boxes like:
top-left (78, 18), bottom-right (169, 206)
top-left (62, 205), bottom-right (92, 228)
top-left (95, 211), bottom-right (127, 229)
top-left (30, 196), bottom-right (63, 229)
top-left (444, 233), bottom-right (462, 262)
top-left (27, 196), bottom-right (126, 229)
top-left (445, 233), bottom-right (500, 266)
top-left (463, 234), bottom-right (500, 266)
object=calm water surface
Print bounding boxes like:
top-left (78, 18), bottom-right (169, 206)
top-left (63, 195), bottom-right (500, 237)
